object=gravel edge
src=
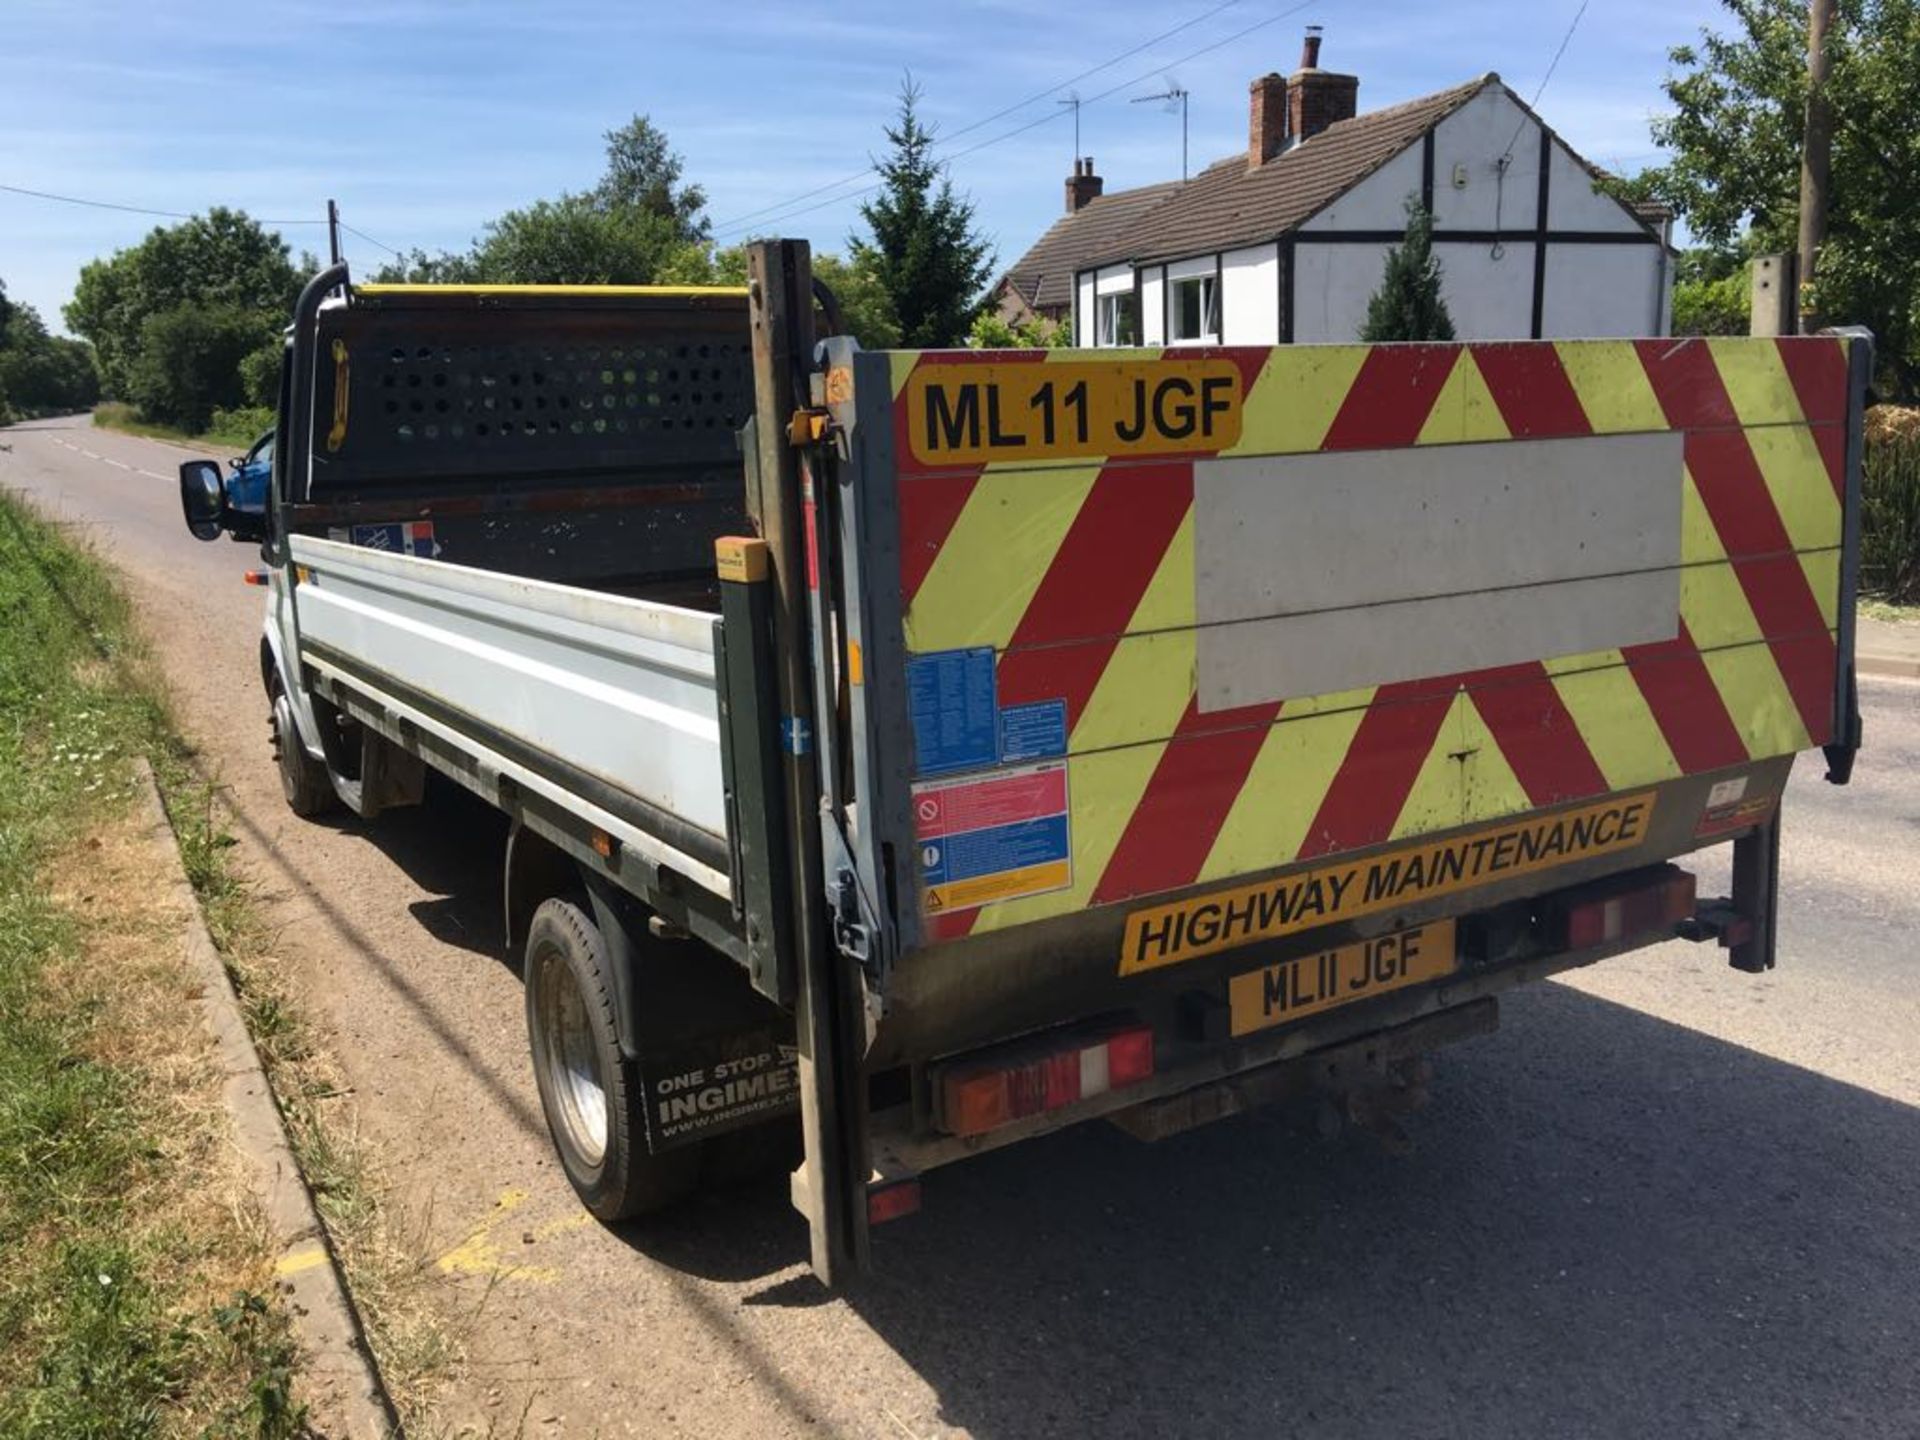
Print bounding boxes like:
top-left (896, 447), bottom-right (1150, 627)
top-left (131, 758), bottom-right (401, 1440)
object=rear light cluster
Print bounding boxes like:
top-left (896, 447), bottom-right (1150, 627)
top-left (938, 1022), bottom-right (1155, 1138)
top-left (1563, 866), bottom-right (1696, 950)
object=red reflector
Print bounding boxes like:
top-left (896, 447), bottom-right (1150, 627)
top-left (242, 570), bottom-right (270, 587)
top-left (868, 1180), bottom-right (921, 1226)
top-left (1566, 868), bottom-right (1696, 950)
top-left (939, 1022), bottom-right (1156, 1137)
top-left (1106, 1026), bottom-right (1155, 1087)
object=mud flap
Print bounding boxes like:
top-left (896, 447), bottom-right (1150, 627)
top-left (582, 876), bottom-right (799, 1155)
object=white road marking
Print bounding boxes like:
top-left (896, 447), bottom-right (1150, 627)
top-left (103, 457), bottom-right (131, 471)
top-left (137, 469), bottom-right (167, 481)
top-left (80, 448), bottom-right (100, 459)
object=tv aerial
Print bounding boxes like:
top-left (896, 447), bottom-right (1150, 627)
top-left (1132, 79), bottom-right (1190, 181)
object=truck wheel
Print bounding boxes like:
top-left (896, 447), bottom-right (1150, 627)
top-left (524, 898), bottom-right (697, 1220)
top-left (270, 678), bottom-right (336, 817)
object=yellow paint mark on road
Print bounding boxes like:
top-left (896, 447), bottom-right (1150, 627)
top-left (435, 1187), bottom-right (593, 1284)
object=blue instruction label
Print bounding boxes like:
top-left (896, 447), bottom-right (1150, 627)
top-left (999, 699), bottom-right (1068, 763)
top-left (908, 647), bottom-right (998, 775)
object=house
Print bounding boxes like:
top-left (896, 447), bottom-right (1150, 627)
top-left (999, 30), bottom-right (1674, 348)
top-left (996, 168), bottom-right (1181, 332)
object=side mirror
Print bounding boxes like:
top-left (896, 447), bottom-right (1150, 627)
top-left (178, 459), bottom-right (227, 542)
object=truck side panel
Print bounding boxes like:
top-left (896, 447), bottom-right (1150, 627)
top-left (286, 533), bottom-right (731, 887)
top-left (860, 337), bottom-right (1853, 957)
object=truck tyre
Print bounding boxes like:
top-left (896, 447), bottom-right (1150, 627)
top-left (270, 677), bottom-right (336, 817)
top-left (524, 898), bottom-right (697, 1220)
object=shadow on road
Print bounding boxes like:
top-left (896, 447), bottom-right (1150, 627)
top-left (795, 981), bottom-right (1920, 1438)
top-left (344, 772), bottom-right (511, 961)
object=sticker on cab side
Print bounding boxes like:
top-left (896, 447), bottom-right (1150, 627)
top-left (1121, 792), bottom-right (1658, 975)
top-left (914, 761), bottom-right (1071, 915)
top-left (331, 520), bottom-right (441, 558)
top-left (903, 360), bottom-right (1244, 467)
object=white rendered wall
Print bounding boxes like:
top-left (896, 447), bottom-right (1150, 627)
top-left (1290, 239), bottom-right (1537, 341)
top-left (1074, 273), bottom-right (1095, 344)
top-left (1141, 266), bottom-right (1166, 345)
top-left (1221, 244), bottom-right (1280, 344)
top-left (1430, 240), bottom-right (1537, 338)
top-left (1542, 244), bottom-right (1666, 336)
top-left (1545, 142), bottom-right (1647, 232)
top-left (1429, 87), bottom-right (1545, 231)
top-left (1299, 143), bottom-right (1425, 232)
top-left (1290, 242), bottom-right (1389, 342)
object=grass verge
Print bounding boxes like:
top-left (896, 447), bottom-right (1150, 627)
top-left (158, 778), bottom-right (461, 1425)
top-left (0, 494), bottom-right (303, 1436)
top-left (0, 490), bottom-right (457, 1432)
top-left (91, 402), bottom-right (269, 454)
top-left (1858, 597), bottom-right (1919, 625)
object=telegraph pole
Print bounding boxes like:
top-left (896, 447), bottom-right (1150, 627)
top-left (1795, 0), bottom-right (1835, 331)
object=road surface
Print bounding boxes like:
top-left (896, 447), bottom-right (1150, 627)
top-left (6, 413), bottom-right (1919, 1439)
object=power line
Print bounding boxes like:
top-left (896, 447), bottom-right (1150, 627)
top-left (0, 181), bottom-right (327, 226)
top-left (1526, 0), bottom-right (1590, 110)
top-left (1503, 0), bottom-right (1590, 155)
top-left (711, 0), bottom-right (1325, 241)
top-left (706, 0), bottom-right (1252, 236)
top-left (338, 220), bottom-right (403, 257)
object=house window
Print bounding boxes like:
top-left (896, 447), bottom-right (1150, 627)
top-left (1096, 291), bottom-right (1139, 347)
top-left (1171, 274), bottom-right (1219, 343)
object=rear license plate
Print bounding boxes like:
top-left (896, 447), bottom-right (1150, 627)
top-left (1227, 920), bottom-right (1458, 1038)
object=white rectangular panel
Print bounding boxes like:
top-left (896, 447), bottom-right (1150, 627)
top-left (1193, 432), bottom-right (1683, 709)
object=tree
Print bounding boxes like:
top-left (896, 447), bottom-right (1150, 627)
top-left (1624, 0), bottom-right (1920, 394)
top-left (595, 116), bottom-right (709, 243)
top-left (375, 116), bottom-right (712, 288)
top-left (967, 309), bottom-right (1071, 348)
top-left (0, 303), bottom-right (100, 418)
top-left (471, 196), bottom-right (686, 285)
top-left (851, 79), bottom-right (995, 348)
top-left (64, 208), bottom-right (306, 398)
top-left (126, 304), bottom-right (273, 431)
top-left (663, 243), bottom-right (902, 348)
top-left (1360, 199), bottom-right (1455, 342)
top-left (1670, 246), bottom-right (1754, 335)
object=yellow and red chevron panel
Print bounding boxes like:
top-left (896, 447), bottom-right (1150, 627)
top-left (885, 337), bottom-right (1851, 943)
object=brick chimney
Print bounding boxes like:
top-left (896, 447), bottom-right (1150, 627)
top-left (1065, 157), bottom-right (1104, 214)
top-left (1288, 27), bottom-right (1358, 143)
top-left (1248, 73), bottom-right (1288, 168)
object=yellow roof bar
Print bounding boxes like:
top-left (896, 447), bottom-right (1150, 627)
top-left (354, 283), bottom-right (748, 297)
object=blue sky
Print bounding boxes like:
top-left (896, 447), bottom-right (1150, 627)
top-left (1, 0), bottom-right (1728, 332)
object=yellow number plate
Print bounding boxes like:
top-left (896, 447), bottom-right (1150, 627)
top-left (1227, 921), bottom-right (1458, 1038)
top-left (903, 360), bottom-right (1244, 466)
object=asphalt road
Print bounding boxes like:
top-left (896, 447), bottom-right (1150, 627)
top-left (6, 413), bottom-right (1919, 1440)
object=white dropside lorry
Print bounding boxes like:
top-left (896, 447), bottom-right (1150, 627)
top-left (179, 243), bottom-right (1868, 1283)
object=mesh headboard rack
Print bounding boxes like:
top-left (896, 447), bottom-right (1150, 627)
top-left (290, 286), bottom-right (755, 595)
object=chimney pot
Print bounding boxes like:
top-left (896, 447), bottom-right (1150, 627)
top-left (1289, 31), bottom-right (1357, 142)
top-left (1248, 72), bottom-right (1288, 168)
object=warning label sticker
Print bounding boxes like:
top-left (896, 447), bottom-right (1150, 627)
top-left (914, 761), bottom-right (1071, 915)
top-left (907, 646), bottom-right (998, 775)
